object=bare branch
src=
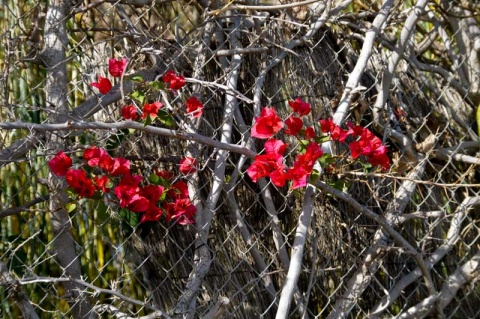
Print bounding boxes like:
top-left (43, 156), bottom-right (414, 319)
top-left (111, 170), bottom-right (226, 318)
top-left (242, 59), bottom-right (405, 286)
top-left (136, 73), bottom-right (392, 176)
top-left (276, 185), bottom-right (317, 319)
top-left (0, 261), bottom-right (40, 319)
top-left (0, 121), bottom-right (256, 158)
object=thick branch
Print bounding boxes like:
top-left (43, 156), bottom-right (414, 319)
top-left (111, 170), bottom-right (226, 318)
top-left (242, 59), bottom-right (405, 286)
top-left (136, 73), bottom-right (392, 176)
top-left (276, 185), bottom-right (317, 319)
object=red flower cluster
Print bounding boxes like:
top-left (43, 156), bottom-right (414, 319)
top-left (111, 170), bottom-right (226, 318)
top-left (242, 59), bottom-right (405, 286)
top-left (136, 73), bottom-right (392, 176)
top-left (142, 102), bottom-right (163, 120)
top-left (48, 148), bottom-right (197, 225)
top-left (163, 70), bottom-right (185, 91)
top-left (247, 98), bottom-right (390, 189)
top-left (319, 119), bottom-right (390, 170)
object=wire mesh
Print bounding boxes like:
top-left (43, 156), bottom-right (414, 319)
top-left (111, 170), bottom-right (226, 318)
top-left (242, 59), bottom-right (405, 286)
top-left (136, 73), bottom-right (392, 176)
top-left (1, 1), bottom-right (480, 318)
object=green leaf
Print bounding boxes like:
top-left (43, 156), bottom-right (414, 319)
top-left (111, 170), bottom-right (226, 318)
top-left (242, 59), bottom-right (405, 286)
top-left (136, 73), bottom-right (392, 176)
top-left (131, 90), bottom-right (145, 104)
top-left (318, 153), bottom-right (335, 167)
top-left (130, 75), bottom-right (144, 83)
top-left (157, 109), bottom-right (175, 127)
top-left (149, 80), bottom-right (165, 91)
top-left (120, 208), bottom-right (139, 228)
top-left (310, 168), bottom-right (320, 184)
top-left (66, 202), bottom-right (76, 213)
top-left (143, 115), bottom-right (153, 126)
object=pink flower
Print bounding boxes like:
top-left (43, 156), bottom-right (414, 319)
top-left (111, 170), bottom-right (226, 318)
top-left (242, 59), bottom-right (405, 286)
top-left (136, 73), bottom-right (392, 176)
top-left (108, 157), bottom-right (130, 176)
top-left (91, 76), bottom-right (112, 94)
top-left (288, 98), bottom-right (311, 116)
top-left (179, 157), bottom-right (198, 175)
top-left (163, 70), bottom-right (185, 90)
top-left (83, 147), bottom-right (113, 171)
top-left (108, 58), bottom-right (127, 77)
top-left (251, 107), bottom-right (284, 139)
top-left (185, 97), bottom-right (204, 118)
top-left (48, 151), bottom-right (72, 176)
top-left (142, 102), bottom-right (163, 120)
top-left (284, 116), bottom-right (303, 136)
top-left (247, 153), bottom-right (284, 183)
top-left (264, 139), bottom-right (288, 156)
top-left (122, 105), bottom-right (138, 121)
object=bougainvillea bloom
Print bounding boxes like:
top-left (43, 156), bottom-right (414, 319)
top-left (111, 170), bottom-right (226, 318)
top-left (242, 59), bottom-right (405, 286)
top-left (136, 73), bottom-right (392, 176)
top-left (264, 139), bottom-right (287, 156)
top-left (65, 169), bottom-right (95, 198)
top-left (93, 175), bottom-right (110, 193)
top-left (247, 153), bottom-right (284, 183)
top-left (108, 157), bottom-right (130, 176)
top-left (288, 98), bottom-right (311, 116)
top-left (185, 97), bottom-right (204, 118)
top-left (179, 157), bottom-right (198, 175)
top-left (319, 118), bottom-right (336, 134)
top-left (168, 181), bottom-right (189, 200)
top-left (142, 102), bottom-right (163, 120)
top-left (165, 198), bottom-right (196, 225)
top-left (108, 58), bottom-right (127, 77)
top-left (305, 126), bottom-right (316, 139)
top-left (163, 70), bottom-right (185, 90)
top-left (91, 76), bottom-right (112, 94)
top-left (285, 116), bottom-right (303, 136)
top-left (122, 105), bottom-right (138, 121)
top-left (251, 107), bottom-right (284, 139)
top-left (138, 185), bottom-right (165, 223)
top-left (83, 147), bottom-right (113, 171)
top-left (114, 174), bottom-right (143, 208)
top-left (48, 151), bottom-right (72, 176)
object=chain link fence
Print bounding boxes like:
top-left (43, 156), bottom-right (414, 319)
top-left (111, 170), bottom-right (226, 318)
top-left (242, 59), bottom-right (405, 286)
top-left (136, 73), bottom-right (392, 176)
top-left (1, 0), bottom-right (480, 318)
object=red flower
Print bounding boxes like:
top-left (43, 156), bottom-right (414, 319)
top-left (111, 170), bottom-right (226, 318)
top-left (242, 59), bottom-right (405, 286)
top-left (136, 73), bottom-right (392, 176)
top-left (288, 98), bottom-right (311, 116)
top-left (319, 119), bottom-right (348, 142)
top-left (305, 126), bottom-right (316, 139)
top-left (319, 118), bottom-right (336, 133)
top-left (108, 157), bottom-right (130, 176)
top-left (165, 198), bottom-right (196, 225)
top-left (142, 102), bottom-right (163, 120)
top-left (138, 185), bottom-right (165, 223)
top-left (83, 147), bottom-right (113, 171)
top-left (247, 153), bottom-right (285, 184)
top-left (285, 116), bottom-right (303, 136)
top-left (114, 174), bottom-right (142, 208)
top-left (65, 169), bottom-right (95, 198)
top-left (168, 181), bottom-right (189, 199)
top-left (108, 58), bottom-right (127, 77)
top-left (91, 76), bottom-right (112, 94)
top-left (264, 139), bottom-right (288, 155)
top-left (288, 142), bottom-right (323, 189)
top-left (179, 157), bottom-right (198, 175)
top-left (48, 151), bottom-right (72, 176)
top-left (185, 97), bottom-right (204, 118)
top-left (121, 105), bottom-right (138, 121)
top-left (93, 175), bottom-right (110, 193)
top-left (251, 107), bottom-right (284, 139)
top-left (163, 70), bottom-right (185, 90)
